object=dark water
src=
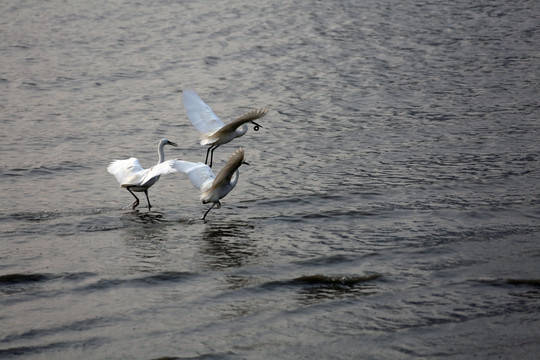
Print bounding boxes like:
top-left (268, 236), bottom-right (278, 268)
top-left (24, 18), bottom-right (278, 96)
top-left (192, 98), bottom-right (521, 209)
top-left (1, 0), bottom-right (539, 358)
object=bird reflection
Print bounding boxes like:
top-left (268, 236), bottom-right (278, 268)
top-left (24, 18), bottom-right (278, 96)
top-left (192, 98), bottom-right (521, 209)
top-left (121, 210), bottom-right (167, 231)
top-left (119, 211), bottom-right (171, 272)
top-left (198, 219), bottom-right (258, 271)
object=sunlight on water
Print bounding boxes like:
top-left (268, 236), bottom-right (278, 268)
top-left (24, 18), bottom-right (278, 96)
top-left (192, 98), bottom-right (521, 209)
top-left (0, 0), bottom-right (539, 359)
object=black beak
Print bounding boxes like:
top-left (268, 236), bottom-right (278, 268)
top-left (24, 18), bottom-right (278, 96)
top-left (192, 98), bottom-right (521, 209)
top-left (251, 121), bottom-right (262, 131)
top-left (243, 161), bottom-right (250, 166)
top-left (168, 141), bottom-right (179, 147)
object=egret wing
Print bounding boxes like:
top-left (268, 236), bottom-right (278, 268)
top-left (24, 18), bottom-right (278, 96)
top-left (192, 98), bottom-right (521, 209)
top-left (219, 107), bottom-right (269, 134)
top-left (139, 159), bottom-right (178, 186)
top-left (182, 89), bottom-right (225, 135)
top-left (172, 160), bottom-right (215, 190)
top-left (212, 147), bottom-right (244, 187)
top-left (107, 157), bottom-right (144, 185)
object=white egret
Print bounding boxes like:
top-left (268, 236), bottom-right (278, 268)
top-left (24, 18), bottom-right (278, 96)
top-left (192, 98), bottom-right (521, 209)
top-left (172, 147), bottom-right (249, 220)
top-left (107, 138), bottom-right (178, 210)
top-left (182, 88), bottom-right (268, 168)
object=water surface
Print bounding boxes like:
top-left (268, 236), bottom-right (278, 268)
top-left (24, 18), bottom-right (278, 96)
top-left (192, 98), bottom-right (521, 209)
top-left (1, 0), bottom-right (539, 359)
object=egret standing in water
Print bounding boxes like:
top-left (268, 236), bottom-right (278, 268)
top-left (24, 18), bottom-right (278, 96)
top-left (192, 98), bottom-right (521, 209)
top-left (172, 147), bottom-right (249, 220)
top-left (182, 88), bottom-right (268, 168)
top-left (107, 138), bottom-right (178, 210)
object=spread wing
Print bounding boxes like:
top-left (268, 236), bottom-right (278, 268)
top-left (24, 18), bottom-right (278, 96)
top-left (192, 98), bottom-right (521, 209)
top-left (219, 107), bottom-right (269, 134)
top-left (182, 88), bottom-right (225, 135)
top-left (108, 159), bottom-right (177, 187)
top-left (107, 157), bottom-right (144, 185)
top-left (137, 160), bottom-right (178, 186)
top-left (212, 147), bottom-right (244, 188)
top-left (172, 160), bottom-right (215, 190)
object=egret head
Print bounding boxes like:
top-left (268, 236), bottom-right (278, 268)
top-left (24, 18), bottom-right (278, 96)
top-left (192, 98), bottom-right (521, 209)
top-left (161, 138), bottom-right (178, 147)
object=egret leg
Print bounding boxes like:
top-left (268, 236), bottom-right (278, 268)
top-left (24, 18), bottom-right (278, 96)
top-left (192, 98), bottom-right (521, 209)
top-left (207, 145), bottom-right (220, 168)
top-left (202, 202), bottom-right (216, 220)
top-left (127, 187), bottom-right (140, 210)
top-left (205, 146), bottom-right (212, 165)
top-left (144, 189), bottom-right (152, 210)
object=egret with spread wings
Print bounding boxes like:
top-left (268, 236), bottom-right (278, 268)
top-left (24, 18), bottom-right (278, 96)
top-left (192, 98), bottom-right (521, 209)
top-left (172, 147), bottom-right (249, 220)
top-left (182, 88), bottom-right (268, 167)
top-left (107, 138), bottom-right (178, 210)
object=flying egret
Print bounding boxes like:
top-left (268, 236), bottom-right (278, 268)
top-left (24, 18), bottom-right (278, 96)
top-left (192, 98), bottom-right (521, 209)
top-left (182, 88), bottom-right (268, 168)
top-left (172, 147), bottom-right (249, 220)
top-left (107, 138), bottom-right (178, 210)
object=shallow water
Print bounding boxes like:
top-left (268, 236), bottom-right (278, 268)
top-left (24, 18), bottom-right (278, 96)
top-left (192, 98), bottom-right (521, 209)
top-left (1, 0), bottom-right (539, 359)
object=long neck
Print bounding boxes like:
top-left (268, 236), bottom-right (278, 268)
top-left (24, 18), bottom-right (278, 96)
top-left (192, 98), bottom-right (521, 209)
top-left (229, 170), bottom-right (240, 189)
top-left (157, 142), bottom-right (166, 164)
top-left (235, 124), bottom-right (248, 138)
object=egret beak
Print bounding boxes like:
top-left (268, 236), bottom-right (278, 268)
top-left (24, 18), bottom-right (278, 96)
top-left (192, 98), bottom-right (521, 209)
top-left (168, 141), bottom-right (179, 147)
top-left (243, 161), bottom-right (250, 166)
top-left (251, 121), bottom-right (262, 131)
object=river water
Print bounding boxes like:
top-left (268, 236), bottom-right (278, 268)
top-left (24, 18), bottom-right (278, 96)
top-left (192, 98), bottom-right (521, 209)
top-left (1, 0), bottom-right (539, 359)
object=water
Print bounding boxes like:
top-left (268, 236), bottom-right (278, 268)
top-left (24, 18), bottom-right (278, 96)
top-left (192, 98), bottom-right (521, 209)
top-left (1, 0), bottom-right (539, 358)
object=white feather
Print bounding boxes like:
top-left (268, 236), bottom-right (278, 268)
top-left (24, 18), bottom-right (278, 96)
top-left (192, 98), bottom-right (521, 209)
top-left (172, 160), bottom-right (215, 191)
top-left (182, 89), bottom-right (224, 135)
top-left (107, 157), bottom-right (141, 185)
top-left (108, 159), bottom-right (177, 187)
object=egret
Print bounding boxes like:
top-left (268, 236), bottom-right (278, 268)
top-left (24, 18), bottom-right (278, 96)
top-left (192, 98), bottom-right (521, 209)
top-left (107, 138), bottom-right (178, 210)
top-left (182, 88), bottom-right (268, 167)
top-left (172, 147), bottom-right (249, 220)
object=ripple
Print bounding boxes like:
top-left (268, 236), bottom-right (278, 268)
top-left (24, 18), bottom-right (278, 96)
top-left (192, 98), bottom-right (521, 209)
top-left (259, 273), bottom-right (382, 290)
top-left (0, 272), bottom-right (96, 286)
top-left (291, 273), bottom-right (382, 286)
top-left (78, 272), bottom-right (198, 292)
top-left (0, 273), bottom-right (51, 285)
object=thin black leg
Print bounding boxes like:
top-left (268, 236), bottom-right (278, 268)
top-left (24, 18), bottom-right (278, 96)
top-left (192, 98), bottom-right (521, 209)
top-left (205, 146), bottom-right (212, 165)
top-left (209, 145), bottom-right (219, 168)
top-left (202, 202), bottom-right (216, 220)
top-left (127, 187), bottom-right (140, 210)
top-left (144, 189), bottom-right (152, 210)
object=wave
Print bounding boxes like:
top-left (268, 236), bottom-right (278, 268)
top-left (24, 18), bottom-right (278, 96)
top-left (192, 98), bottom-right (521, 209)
top-left (0, 271), bottom-right (199, 301)
top-left (238, 272), bottom-right (382, 294)
top-left (1, 161), bottom-right (90, 177)
top-left (79, 271), bottom-right (198, 292)
top-left (0, 273), bottom-right (52, 285)
top-left (0, 272), bottom-right (98, 285)
top-left (290, 274), bottom-right (381, 286)
top-left (0, 338), bottom-right (104, 358)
